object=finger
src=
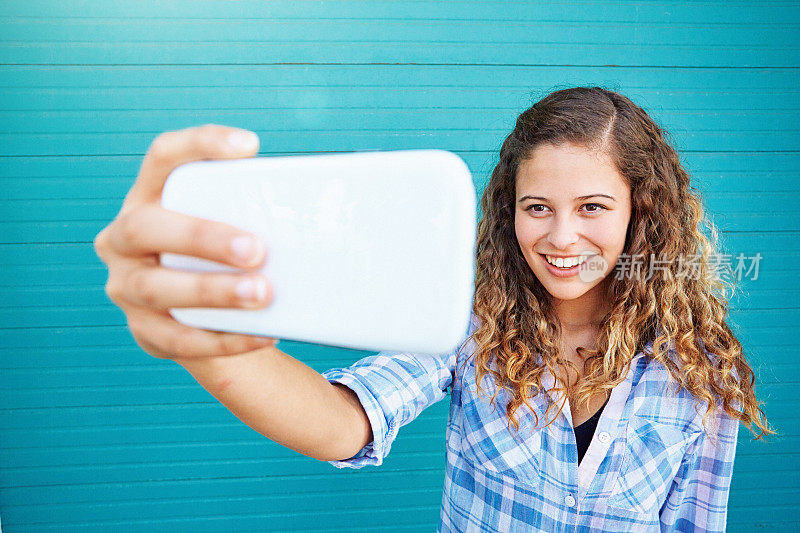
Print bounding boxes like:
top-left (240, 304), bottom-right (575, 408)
top-left (128, 307), bottom-right (278, 359)
top-left (120, 264), bottom-right (273, 310)
top-left (124, 124), bottom-right (260, 209)
top-left (109, 203), bottom-right (267, 269)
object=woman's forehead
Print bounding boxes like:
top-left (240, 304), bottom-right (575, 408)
top-left (516, 144), bottom-right (628, 197)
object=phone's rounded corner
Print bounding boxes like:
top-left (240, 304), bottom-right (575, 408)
top-left (166, 307), bottom-right (181, 323)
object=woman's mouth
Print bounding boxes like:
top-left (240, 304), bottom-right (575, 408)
top-left (539, 253), bottom-right (592, 278)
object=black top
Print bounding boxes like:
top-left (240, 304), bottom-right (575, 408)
top-left (574, 396), bottom-right (610, 465)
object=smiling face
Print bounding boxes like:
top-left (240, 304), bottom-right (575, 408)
top-left (514, 142), bottom-right (632, 304)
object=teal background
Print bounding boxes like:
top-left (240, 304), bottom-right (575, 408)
top-left (1, 1), bottom-right (798, 530)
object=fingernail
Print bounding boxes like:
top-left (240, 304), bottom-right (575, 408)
top-left (236, 277), bottom-right (267, 301)
top-left (230, 235), bottom-right (263, 266)
top-left (228, 130), bottom-right (259, 151)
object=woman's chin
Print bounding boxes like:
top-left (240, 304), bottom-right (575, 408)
top-left (535, 274), bottom-right (598, 301)
top-left (545, 287), bottom-right (589, 301)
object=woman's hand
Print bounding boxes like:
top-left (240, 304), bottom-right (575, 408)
top-left (93, 124), bottom-right (278, 360)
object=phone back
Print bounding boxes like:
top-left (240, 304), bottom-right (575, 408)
top-left (160, 149), bottom-right (477, 354)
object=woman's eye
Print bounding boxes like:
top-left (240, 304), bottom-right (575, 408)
top-left (524, 203), bottom-right (606, 213)
top-left (583, 203), bottom-right (607, 213)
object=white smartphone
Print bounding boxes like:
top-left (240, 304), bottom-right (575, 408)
top-left (159, 149), bottom-right (477, 354)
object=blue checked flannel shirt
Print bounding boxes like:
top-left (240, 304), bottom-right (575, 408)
top-left (321, 314), bottom-right (740, 532)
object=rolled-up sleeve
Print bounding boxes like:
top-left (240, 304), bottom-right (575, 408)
top-left (321, 346), bottom-right (459, 469)
top-left (659, 401), bottom-right (740, 532)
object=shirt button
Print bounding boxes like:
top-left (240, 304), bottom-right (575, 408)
top-left (565, 494), bottom-right (576, 507)
top-left (597, 431), bottom-right (611, 444)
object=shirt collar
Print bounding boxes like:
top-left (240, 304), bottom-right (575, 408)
top-left (539, 346), bottom-right (649, 409)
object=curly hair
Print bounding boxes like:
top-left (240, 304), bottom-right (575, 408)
top-left (456, 86), bottom-right (774, 444)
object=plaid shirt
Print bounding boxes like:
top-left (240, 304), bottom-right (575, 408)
top-left (321, 314), bottom-right (740, 532)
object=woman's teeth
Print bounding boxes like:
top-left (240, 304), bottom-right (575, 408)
top-left (545, 254), bottom-right (590, 268)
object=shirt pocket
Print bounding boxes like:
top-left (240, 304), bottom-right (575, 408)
top-left (607, 414), bottom-right (702, 515)
top-left (456, 386), bottom-right (542, 488)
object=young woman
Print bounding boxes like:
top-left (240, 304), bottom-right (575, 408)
top-left (95, 87), bottom-right (773, 532)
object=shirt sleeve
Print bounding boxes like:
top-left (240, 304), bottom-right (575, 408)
top-left (658, 401), bottom-right (740, 532)
top-left (320, 345), bottom-right (459, 469)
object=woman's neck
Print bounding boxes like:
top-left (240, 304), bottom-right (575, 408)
top-left (553, 282), bottom-right (610, 332)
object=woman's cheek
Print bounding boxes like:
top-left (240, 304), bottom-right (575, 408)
top-left (516, 216), bottom-right (542, 244)
top-left (514, 216), bottom-right (531, 247)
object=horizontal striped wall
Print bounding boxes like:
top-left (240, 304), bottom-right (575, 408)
top-left (1, 1), bottom-right (798, 531)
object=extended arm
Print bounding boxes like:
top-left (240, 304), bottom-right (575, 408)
top-left (175, 346), bottom-right (373, 462)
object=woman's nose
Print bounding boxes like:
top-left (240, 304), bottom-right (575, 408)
top-left (546, 216), bottom-right (580, 250)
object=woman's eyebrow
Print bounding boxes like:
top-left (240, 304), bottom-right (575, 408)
top-left (517, 194), bottom-right (617, 203)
